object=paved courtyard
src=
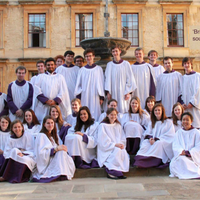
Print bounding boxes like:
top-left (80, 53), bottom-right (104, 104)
top-left (0, 176), bottom-right (200, 200)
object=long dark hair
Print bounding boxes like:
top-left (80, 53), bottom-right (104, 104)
top-left (10, 119), bottom-right (24, 137)
top-left (151, 103), bottom-right (168, 128)
top-left (0, 115), bottom-right (11, 131)
top-left (23, 109), bottom-right (40, 125)
top-left (145, 96), bottom-right (156, 114)
top-left (40, 116), bottom-right (58, 145)
top-left (102, 108), bottom-right (120, 124)
top-left (172, 103), bottom-right (184, 125)
top-left (74, 106), bottom-right (94, 132)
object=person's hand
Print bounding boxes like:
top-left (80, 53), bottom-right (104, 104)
top-left (124, 93), bottom-right (130, 100)
top-left (46, 100), bottom-right (52, 106)
top-left (57, 145), bottom-right (68, 152)
top-left (149, 138), bottom-right (155, 145)
top-left (100, 99), bottom-right (104, 105)
top-left (187, 103), bottom-right (193, 109)
top-left (0, 149), bottom-right (3, 154)
top-left (107, 92), bottom-right (112, 101)
top-left (183, 104), bottom-right (187, 109)
top-left (180, 150), bottom-right (186, 156)
top-left (16, 109), bottom-right (23, 117)
top-left (17, 152), bottom-right (23, 157)
top-left (64, 123), bottom-right (71, 127)
top-left (115, 143), bottom-right (124, 149)
top-left (75, 131), bottom-right (84, 136)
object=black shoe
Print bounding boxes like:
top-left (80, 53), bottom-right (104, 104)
top-left (118, 175), bottom-right (127, 179)
top-left (107, 174), bottom-right (119, 180)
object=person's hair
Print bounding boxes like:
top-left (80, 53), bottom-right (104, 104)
top-left (83, 48), bottom-right (95, 57)
top-left (49, 105), bottom-right (64, 130)
top-left (40, 116), bottom-right (59, 145)
top-left (145, 96), bottom-right (156, 114)
top-left (64, 50), bottom-right (75, 57)
top-left (135, 47), bottom-right (143, 53)
top-left (151, 103), bottom-right (168, 128)
top-left (110, 45), bottom-right (122, 52)
top-left (71, 98), bottom-right (82, 107)
top-left (45, 57), bottom-right (56, 66)
top-left (108, 99), bottom-right (118, 106)
top-left (148, 50), bottom-right (158, 57)
top-left (15, 66), bottom-right (26, 73)
top-left (163, 56), bottom-right (173, 63)
top-left (74, 106), bottom-right (95, 132)
top-left (23, 109), bottom-right (40, 126)
top-left (55, 55), bottom-right (65, 62)
top-left (10, 119), bottom-right (24, 136)
top-left (172, 103), bottom-right (184, 125)
top-left (74, 55), bottom-right (84, 63)
top-left (102, 108), bottom-right (120, 124)
top-left (182, 57), bottom-right (192, 67)
top-left (0, 116), bottom-right (11, 131)
top-left (181, 112), bottom-right (193, 122)
top-left (36, 60), bottom-right (45, 67)
top-left (129, 96), bottom-right (146, 120)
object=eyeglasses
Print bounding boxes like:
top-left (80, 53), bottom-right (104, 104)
top-left (76, 60), bottom-right (84, 62)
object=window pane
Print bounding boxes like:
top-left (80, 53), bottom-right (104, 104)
top-left (121, 14), bottom-right (126, 21)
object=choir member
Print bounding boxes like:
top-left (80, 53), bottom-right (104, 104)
top-left (97, 108), bottom-right (129, 179)
top-left (170, 112), bottom-right (200, 179)
top-left (33, 116), bottom-right (75, 182)
top-left (54, 55), bottom-right (65, 68)
top-left (74, 55), bottom-right (84, 68)
top-left (144, 96), bottom-right (156, 115)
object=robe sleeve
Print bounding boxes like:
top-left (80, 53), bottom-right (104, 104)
top-left (148, 64), bottom-right (156, 96)
top-left (104, 63), bottom-right (112, 94)
top-left (20, 83), bottom-right (33, 111)
top-left (97, 67), bottom-right (105, 99)
top-left (156, 75), bottom-right (162, 101)
top-left (0, 97), bottom-right (9, 117)
top-left (23, 132), bottom-right (35, 157)
top-left (74, 69), bottom-right (83, 97)
top-left (177, 73), bottom-right (182, 99)
top-left (3, 137), bottom-right (13, 159)
top-left (85, 123), bottom-right (98, 148)
top-left (7, 82), bottom-right (18, 114)
top-left (141, 113), bottom-right (150, 130)
top-left (142, 121), bottom-right (153, 139)
top-left (190, 130), bottom-right (200, 166)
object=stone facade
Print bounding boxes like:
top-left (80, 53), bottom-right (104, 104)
top-left (0, 0), bottom-right (200, 92)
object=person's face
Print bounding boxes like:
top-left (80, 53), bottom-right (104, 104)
top-left (131, 99), bottom-right (139, 113)
top-left (12, 122), bottom-right (23, 138)
top-left (111, 48), bottom-right (121, 59)
top-left (75, 58), bottom-right (84, 67)
top-left (85, 53), bottom-right (95, 64)
top-left (16, 69), bottom-right (26, 82)
top-left (154, 106), bottom-right (162, 120)
top-left (182, 115), bottom-right (192, 130)
top-left (108, 101), bottom-right (118, 109)
top-left (147, 101), bottom-right (155, 112)
top-left (44, 119), bottom-right (55, 132)
top-left (50, 107), bottom-right (59, 120)
top-left (0, 118), bottom-right (9, 132)
top-left (174, 105), bottom-right (182, 119)
top-left (80, 110), bottom-right (89, 122)
top-left (37, 63), bottom-right (46, 74)
top-left (25, 111), bottom-right (33, 125)
top-left (183, 61), bottom-right (192, 72)
top-left (46, 61), bottom-right (56, 73)
top-left (164, 59), bottom-right (173, 71)
top-left (56, 58), bottom-right (64, 68)
top-left (72, 101), bottom-right (81, 113)
top-left (148, 52), bottom-right (158, 62)
top-left (107, 110), bottom-right (117, 124)
top-left (65, 54), bottom-right (74, 64)
top-left (135, 50), bottom-right (144, 61)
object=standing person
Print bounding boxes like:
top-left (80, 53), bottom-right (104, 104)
top-left (0, 116), bottom-right (11, 169)
top-left (105, 46), bottom-right (136, 113)
top-left (74, 55), bottom-right (84, 68)
top-left (0, 83), bottom-right (8, 117)
top-left (0, 120), bottom-right (36, 183)
top-left (33, 116), bottom-right (75, 182)
top-left (97, 108), bottom-right (129, 179)
top-left (54, 55), bottom-right (65, 68)
top-left (74, 49), bottom-right (104, 121)
top-left (7, 66), bottom-right (33, 121)
top-left (131, 48), bottom-right (156, 109)
top-left (170, 112), bottom-right (200, 179)
top-left (30, 60), bottom-right (46, 86)
top-left (172, 103), bottom-right (184, 132)
top-left (156, 57), bottom-right (182, 117)
top-left (133, 104), bottom-right (175, 168)
top-left (33, 57), bottom-right (71, 123)
top-left (64, 106), bottom-right (99, 169)
top-left (181, 57), bottom-right (200, 129)
top-left (56, 51), bottom-right (80, 102)
top-left (148, 50), bottom-right (165, 79)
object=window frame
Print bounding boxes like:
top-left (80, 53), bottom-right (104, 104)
top-left (0, 9), bottom-right (3, 49)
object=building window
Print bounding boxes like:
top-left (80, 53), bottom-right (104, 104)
top-left (29, 71), bottom-right (38, 81)
top-left (28, 14), bottom-right (46, 48)
top-left (121, 14), bottom-right (139, 47)
top-left (75, 14), bottom-right (93, 46)
top-left (167, 14), bottom-right (184, 47)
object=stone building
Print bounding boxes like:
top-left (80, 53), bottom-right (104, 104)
top-left (0, 0), bottom-right (200, 92)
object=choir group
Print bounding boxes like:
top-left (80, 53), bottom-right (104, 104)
top-left (0, 46), bottom-right (200, 183)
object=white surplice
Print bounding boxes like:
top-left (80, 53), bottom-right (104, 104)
top-left (152, 65), bottom-right (165, 79)
top-left (66, 114), bottom-right (77, 127)
top-left (23, 124), bottom-right (41, 139)
top-left (0, 130), bottom-right (10, 152)
top-left (172, 120), bottom-right (182, 133)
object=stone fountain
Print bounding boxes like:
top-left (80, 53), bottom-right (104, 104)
top-left (80, 0), bottom-right (131, 68)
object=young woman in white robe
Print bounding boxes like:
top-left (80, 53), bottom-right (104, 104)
top-left (121, 97), bottom-right (150, 155)
top-left (23, 109), bottom-right (41, 139)
top-left (134, 103), bottom-right (175, 168)
top-left (171, 103), bottom-right (184, 132)
top-left (65, 106), bottom-right (99, 169)
top-left (0, 116), bottom-right (11, 169)
top-left (0, 120), bottom-right (36, 183)
top-left (144, 96), bottom-right (156, 116)
top-left (97, 108), bottom-right (129, 179)
top-left (33, 116), bottom-right (75, 182)
top-left (170, 112), bottom-right (200, 179)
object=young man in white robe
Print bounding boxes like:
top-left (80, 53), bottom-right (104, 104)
top-left (156, 57), bottom-right (182, 117)
top-left (148, 50), bottom-right (165, 79)
top-left (105, 46), bottom-right (137, 113)
top-left (74, 49), bottom-right (104, 121)
top-left (170, 112), bottom-right (200, 179)
top-left (33, 57), bottom-right (71, 123)
top-left (56, 51), bottom-right (80, 102)
top-left (131, 48), bottom-right (156, 109)
top-left (74, 55), bottom-right (84, 68)
top-left (181, 57), bottom-right (200, 129)
top-left (7, 66), bottom-right (33, 122)
top-left (30, 60), bottom-right (46, 86)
